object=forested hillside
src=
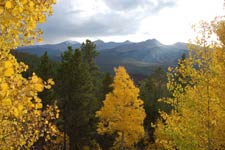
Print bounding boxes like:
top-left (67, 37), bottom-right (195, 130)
top-left (0, 0), bottom-right (224, 150)
top-left (18, 39), bottom-right (188, 75)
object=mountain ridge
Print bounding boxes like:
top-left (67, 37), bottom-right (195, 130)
top-left (17, 39), bottom-right (188, 75)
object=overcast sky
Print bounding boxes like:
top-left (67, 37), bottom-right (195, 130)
top-left (39, 0), bottom-right (224, 44)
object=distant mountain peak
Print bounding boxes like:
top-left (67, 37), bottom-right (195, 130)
top-left (145, 39), bottom-right (161, 45)
top-left (123, 40), bottom-right (132, 44)
top-left (17, 39), bottom-right (188, 75)
top-left (62, 40), bottom-right (80, 45)
top-left (173, 42), bottom-right (186, 46)
top-left (94, 39), bottom-right (105, 44)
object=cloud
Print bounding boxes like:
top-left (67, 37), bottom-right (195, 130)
top-left (39, 0), bottom-right (177, 43)
top-left (41, 12), bottom-right (140, 39)
top-left (102, 0), bottom-right (177, 12)
top-left (103, 0), bottom-right (144, 11)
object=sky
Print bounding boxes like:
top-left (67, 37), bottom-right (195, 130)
top-left (40, 0), bottom-right (224, 45)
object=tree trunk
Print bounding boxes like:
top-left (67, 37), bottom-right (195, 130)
top-left (120, 131), bottom-right (125, 150)
top-left (64, 130), bottom-right (66, 150)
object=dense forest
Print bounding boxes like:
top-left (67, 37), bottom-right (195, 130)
top-left (0, 1), bottom-right (225, 150)
top-left (11, 41), bottom-right (171, 149)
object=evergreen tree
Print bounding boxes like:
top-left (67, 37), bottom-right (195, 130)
top-left (36, 51), bottom-right (56, 108)
top-left (81, 40), bottom-right (102, 103)
top-left (36, 51), bottom-right (55, 81)
top-left (97, 72), bottom-right (114, 149)
top-left (140, 67), bottom-right (171, 143)
top-left (81, 39), bottom-right (99, 74)
top-left (11, 50), bottom-right (41, 78)
top-left (101, 72), bottom-right (113, 99)
top-left (33, 51), bottom-right (58, 149)
top-left (57, 47), bottom-right (98, 149)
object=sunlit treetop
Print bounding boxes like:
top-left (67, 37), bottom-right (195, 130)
top-left (0, 0), bottom-right (56, 51)
top-left (96, 66), bottom-right (146, 149)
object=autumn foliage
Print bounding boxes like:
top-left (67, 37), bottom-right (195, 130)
top-left (96, 66), bottom-right (146, 150)
top-left (153, 18), bottom-right (225, 150)
top-left (0, 0), bottom-right (60, 149)
top-left (1, 0), bottom-right (225, 149)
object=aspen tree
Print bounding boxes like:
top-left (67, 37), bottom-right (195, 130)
top-left (96, 66), bottom-right (146, 150)
top-left (0, 0), bottom-right (60, 149)
top-left (153, 18), bottom-right (225, 150)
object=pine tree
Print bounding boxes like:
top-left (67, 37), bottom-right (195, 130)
top-left (36, 51), bottom-right (56, 108)
top-left (36, 51), bottom-right (55, 81)
top-left (57, 47), bottom-right (98, 149)
top-left (97, 72), bottom-right (114, 149)
top-left (96, 66), bottom-right (146, 150)
top-left (140, 67), bottom-right (171, 143)
top-left (102, 72), bottom-right (113, 99)
top-left (81, 40), bottom-right (101, 102)
top-left (33, 52), bottom-right (58, 149)
top-left (81, 39), bottom-right (99, 73)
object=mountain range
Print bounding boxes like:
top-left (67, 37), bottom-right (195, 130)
top-left (17, 39), bottom-right (188, 75)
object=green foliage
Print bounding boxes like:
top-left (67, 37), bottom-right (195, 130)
top-left (57, 46), bottom-right (98, 149)
top-left (81, 39), bottom-right (99, 70)
top-left (35, 51), bottom-right (57, 108)
top-left (81, 39), bottom-right (102, 103)
top-left (36, 51), bottom-right (57, 80)
top-left (101, 72), bottom-right (113, 100)
top-left (140, 67), bottom-right (171, 143)
top-left (11, 50), bottom-right (41, 77)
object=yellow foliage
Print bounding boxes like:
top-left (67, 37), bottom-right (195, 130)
top-left (47, 78), bottom-right (55, 85)
top-left (0, 7), bottom-right (3, 14)
top-left (0, 0), bottom-right (59, 149)
top-left (44, 130), bottom-right (70, 150)
top-left (5, 1), bottom-right (12, 9)
top-left (2, 98), bottom-right (12, 106)
top-left (154, 17), bottom-right (225, 150)
top-left (0, 0), bottom-right (55, 51)
top-left (96, 66), bottom-right (146, 149)
top-left (0, 51), bottom-right (60, 149)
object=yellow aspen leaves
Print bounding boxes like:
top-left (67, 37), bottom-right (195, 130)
top-left (1, 83), bottom-right (8, 91)
top-left (153, 18), bottom-right (225, 150)
top-left (18, 104), bottom-right (23, 111)
top-left (0, 7), bottom-right (4, 14)
top-left (2, 98), bottom-right (12, 106)
top-left (4, 61), bottom-right (13, 68)
top-left (4, 68), bottom-right (14, 76)
top-left (13, 108), bottom-right (19, 117)
top-left (96, 66), bottom-right (146, 149)
top-left (21, 0), bottom-right (28, 4)
top-left (31, 73), bottom-right (39, 82)
top-left (35, 103), bottom-right (43, 109)
top-left (38, 15), bottom-right (46, 23)
top-left (5, 1), bottom-right (12, 9)
top-left (0, 0), bottom-right (56, 51)
top-left (47, 78), bottom-right (55, 85)
top-left (0, 0), bottom-right (59, 149)
top-left (35, 83), bottom-right (44, 92)
top-left (29, 1), bottom-right (34, 8)
top-left (0, 52), bottom-right (60, 149)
